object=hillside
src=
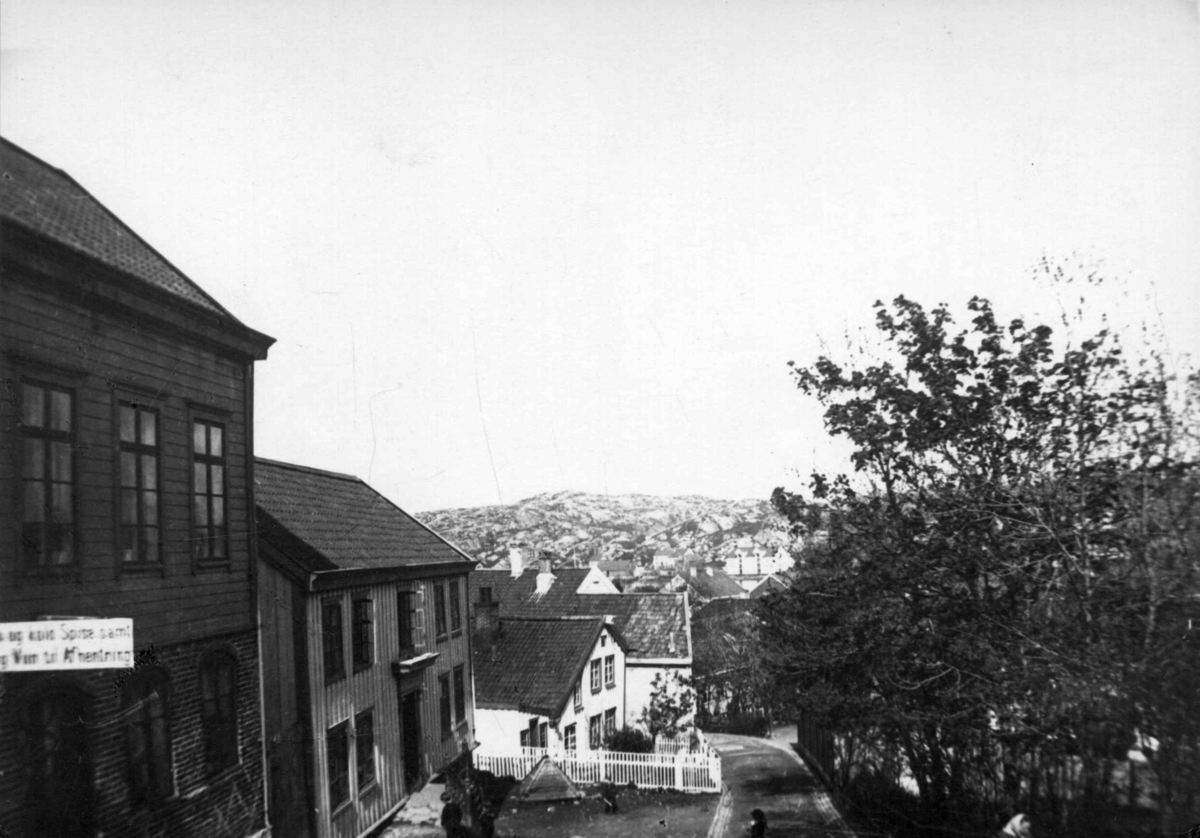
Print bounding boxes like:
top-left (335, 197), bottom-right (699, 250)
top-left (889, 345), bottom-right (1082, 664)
top-left (416, 489), bottom-right (795, 567)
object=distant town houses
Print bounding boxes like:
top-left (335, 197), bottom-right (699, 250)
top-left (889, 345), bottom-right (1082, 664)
top-left (1, 138), bottom-right (274, 838)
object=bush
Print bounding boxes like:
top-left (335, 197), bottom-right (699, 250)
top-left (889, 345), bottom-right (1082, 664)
top-left (604, 726), bottom-right (654, 753)
top-left (726, 713), bottom-right (770, 737)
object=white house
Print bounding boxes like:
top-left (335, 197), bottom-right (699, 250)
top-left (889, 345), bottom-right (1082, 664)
top-left (469, 564), bottom-right (692, 735)
top-left (472, 615), bottom-right (628, 753)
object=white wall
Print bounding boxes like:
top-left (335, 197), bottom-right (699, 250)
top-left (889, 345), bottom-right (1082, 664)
top-left (624, 662), bottom-right (694, 733)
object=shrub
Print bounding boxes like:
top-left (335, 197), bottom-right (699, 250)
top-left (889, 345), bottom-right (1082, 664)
top-left (604, 726), bottom-right (654, 753)
top-left (726, 713), bottom-right (770, 737)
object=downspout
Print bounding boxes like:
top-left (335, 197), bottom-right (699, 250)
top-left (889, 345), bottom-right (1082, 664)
top-left (247, 360), bottom-right (273, 837)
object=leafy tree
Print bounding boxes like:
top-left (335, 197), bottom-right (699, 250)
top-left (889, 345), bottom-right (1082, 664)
top-left (762, 279), bottom-right (1199, 833)
top-left (640, 671), bottom-right (696, 743)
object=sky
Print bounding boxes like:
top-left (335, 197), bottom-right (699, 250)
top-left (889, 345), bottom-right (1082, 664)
top-left (3, 0), bottom-right (1198, 512)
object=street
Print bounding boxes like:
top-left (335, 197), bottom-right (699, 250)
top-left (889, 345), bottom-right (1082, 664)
top-left (707, 732), bottom-right (857, 838)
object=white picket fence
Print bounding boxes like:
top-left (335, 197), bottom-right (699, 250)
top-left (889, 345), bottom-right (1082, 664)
top-left (475, 744), bottom-right (722, 794)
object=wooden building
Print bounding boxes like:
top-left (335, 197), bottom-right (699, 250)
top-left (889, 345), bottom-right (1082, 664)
top-left (472, 615), bottom-right (628, 754)
top-left (255, 458), bottom-right (477, 838)
top-left (0, 138), bottom-right (275, 836)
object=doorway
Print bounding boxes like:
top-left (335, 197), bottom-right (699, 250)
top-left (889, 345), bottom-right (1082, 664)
top-left (401, 689), bottom-right (423, 791)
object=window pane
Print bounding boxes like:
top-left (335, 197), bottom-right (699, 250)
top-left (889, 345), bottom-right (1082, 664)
top-left (210, 425), bottom-right (223, 458)
top-left (142, 491), bottom-right (158, 524)
top-left (143, 529), bottom-right (160, 563)
top-left (121, 526), bottom-right (137, 561)
top-left (194, 463), bottom-right (207, 494)
top-left (50, 441), bottom-right (71, 482)
top-left (193, 422), bottom-right (207, 454)
top-left (194, 495), bottom-right (209, 526)
top-left (23, 438), bottom-right (44, 479)
top-left (49, 524), bottom-right (73, 564)
top-left (122, 489), bottom-right (138, 524)
top-left (140, 411), bottom-right (156, 446)
top-left (24, 481), bottom-right (45, 522)
top-left (22, 383), bottom-right (45, 427)
top-left (212, 528), bottom-right (226, 557)
top-left (212, 496), bottom-right (225, 526)
top-left (120, 404), bottom-right (137, 442)
top-left (121, 451), bottom-right (137, 487)
top-left (50, 485), bottom-right (72, 522)
top-left (141, 455), bottom-right (157, 490)
top-left (49, 390), bottom-right (71, 431)
top-left (211, 464), bottom-right (224, 496)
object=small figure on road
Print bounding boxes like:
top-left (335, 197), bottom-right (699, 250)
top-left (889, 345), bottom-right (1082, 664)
top-left (441, 801), bottom-right (472, 838)
top-left (999, 813), bottom-right (1031, 838)
top-left (599, 778), bottom-right (620, 814)
top-left (750, 808), bottom-right (767, 837)
top-left (478, 803), bottom-right (496, 838)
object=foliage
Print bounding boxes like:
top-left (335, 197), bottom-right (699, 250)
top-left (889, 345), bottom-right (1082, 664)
top-left (692, 601), bottom-right (772, 726)
top-left (762, 275), bottom-right (1199, 833)
top-left (640, 671), bottom-right (696, 743)
top-left (604, 726), bottom-right (654, 754)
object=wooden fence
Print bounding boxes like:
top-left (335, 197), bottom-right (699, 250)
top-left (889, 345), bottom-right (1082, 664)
top-left (475, 744), bottom-right (722, 794)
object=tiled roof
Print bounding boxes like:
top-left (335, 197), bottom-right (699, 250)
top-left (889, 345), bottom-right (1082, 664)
top-left (469, 569), bottom-right (689, 661)
top-left (472, 617), bottom-right (607, 717)
top-left (255, 458), bottom-right (472, 572)
top-left (0, 138), bottom-right (229, 316)
top-left (679, 569), bottom-right (745, 600)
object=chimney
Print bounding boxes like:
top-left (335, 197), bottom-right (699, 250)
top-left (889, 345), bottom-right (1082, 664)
top-left (536, 559), bottom-right (555, 595)
top-left (509, 544), bottom-right (525, 578)
top-left (474, 600), bottom-right (501, 639)
top-left (538, 555), bottom-right (552, 575)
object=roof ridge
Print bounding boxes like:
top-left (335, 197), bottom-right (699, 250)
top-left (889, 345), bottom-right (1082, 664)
top-left (255, 456), bottom-right (361, 482)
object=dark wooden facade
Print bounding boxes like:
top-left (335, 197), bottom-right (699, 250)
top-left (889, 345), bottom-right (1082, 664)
top-left (0, 138), bottom-right (274, 837)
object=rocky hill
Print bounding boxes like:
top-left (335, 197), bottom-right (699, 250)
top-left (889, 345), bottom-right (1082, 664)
top-left (416, 489), bottom-right (795, 567)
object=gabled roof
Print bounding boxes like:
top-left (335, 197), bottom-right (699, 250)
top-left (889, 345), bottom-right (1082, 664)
top-left (255, 458), bottom-right (473, 577)
top-left (749, 574), bottom-right (789, 598)
top-left (473, 617), bottom-right (625, 718)
top-left (677, 568), bottom-right (745, 600)
top-left (0, 137), bottom-right (231, 317)
top-left (469, 569), bottom-right (690, 661)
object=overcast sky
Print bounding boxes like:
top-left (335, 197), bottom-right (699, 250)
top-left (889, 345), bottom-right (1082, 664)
top-left (3, 0), bottom-right (1198, 512)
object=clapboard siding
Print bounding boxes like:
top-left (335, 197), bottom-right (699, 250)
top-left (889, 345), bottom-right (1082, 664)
top-left (296, 571), bottom-right (475, 838)
top-left (1, 271), bottom-right (256, 648)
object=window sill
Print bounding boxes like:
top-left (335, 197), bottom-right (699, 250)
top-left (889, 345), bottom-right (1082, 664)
top-left (353, 661), bottom-right (373, 674)
top-left (121, 561), bottom-right (165, 574)
top-left (20, 564), bottom-right (82, 583)
top-left (325, 673), bottom-right (347, 686)
top-left (450, 629), bottom-right (463, 639)
top-left (591, 688), bottom-right (601, 695)
top-left (330, 798), bottom-right (353, 820)
top-left (358, 780), bottom-right (380, 800)
top-left (605, 682), bottom-right (615, 689)
top-left (435, 634), bottom-right (448, 644)
top-left (194, 560), bottom-right (233, 574)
